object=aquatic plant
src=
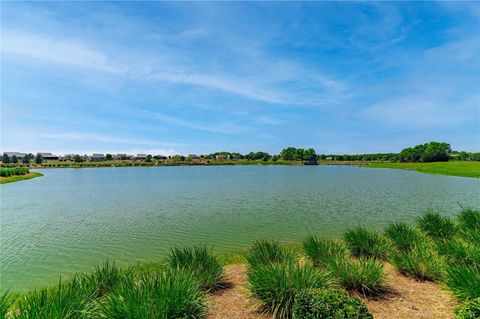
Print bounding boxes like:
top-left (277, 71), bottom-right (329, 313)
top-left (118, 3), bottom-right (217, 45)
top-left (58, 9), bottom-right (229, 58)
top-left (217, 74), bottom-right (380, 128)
top-left (327, 257), bottom-right (384, 295)
top-left (343, 227), bottom-right (390, 260)
top-left (246, 240), bottom-right (296, 267)
top-left (167, 246), bottom-right (223, 291)
top-left (293, 289), bottom-right (373, 319)
top-left (98, 269), bottom-right (206, 319)
top-left (302, 235), bottom-right (347, 267)
top-left (247, 261), bottom-right (334, 319)
top-left (444, 263), bottom-right (480, 300)
top-left (417, 211), bottom-right (457, 242)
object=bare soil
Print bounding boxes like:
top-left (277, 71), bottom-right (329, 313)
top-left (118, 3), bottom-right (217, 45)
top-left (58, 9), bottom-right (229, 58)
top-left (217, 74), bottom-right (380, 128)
top-left (207, 263), bottom-right (455, 319)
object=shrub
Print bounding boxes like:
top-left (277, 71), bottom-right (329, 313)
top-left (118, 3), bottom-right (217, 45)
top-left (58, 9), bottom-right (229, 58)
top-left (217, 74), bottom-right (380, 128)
top-left (343, 227), bottom-right (390, 260)
top-left (327, 257), bottom-right (384, 295)
top-left (247, 262), bottom-right (334, 319)
top-left (390, 247), bottom-right (443, 281)
top-left (454, 297), bottom-right (480, 319)
top-left (444, 263), bottom-right (480, 300)
top-left (14, 277), bottom-right (96, 318)
top-left (246, 240), bottom-right (295, 267)
top-left (384, 222), bottom-right (425, 253)
top-left (457, 208), bottom-right (480, 233)
top-left (417, 211), bottom-right (457, 242)
top-left (293, 289), bottom-right (373, 319)
top-left (303, 236), bottom-right (347, 267)
top-left (167, 246), bottom-right (223, 291)
top-left (99, 269), bottom-right (206, 319)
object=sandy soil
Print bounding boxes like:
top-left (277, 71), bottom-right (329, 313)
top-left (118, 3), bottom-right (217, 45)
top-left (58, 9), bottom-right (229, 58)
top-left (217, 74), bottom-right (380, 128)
top-left (207, 263), bottom-right (455, 319)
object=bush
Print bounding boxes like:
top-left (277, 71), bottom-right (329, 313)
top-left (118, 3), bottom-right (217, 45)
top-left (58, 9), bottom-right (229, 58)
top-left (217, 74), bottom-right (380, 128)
top-left (390, 247), bottom-right (443, 281)
top-left (14, 277), bottom-right (96, 318)
top-left (417, 211), bottom-right (457, 242)
top-left (454, 297), bottom-right (480, 319)
top-left (99, 269), bottom-right (206, 319)
top-left (293, 289), bottom-right (373, 319)
top-left (247, 262), bottom-right (334, 319)
top-left (167, 246), bottom-right (223, 291)
top-left (327, 257), bottom-right (384, 295)
top-left (0, 167), bottom-right (29, 177)
top-left (246, 240), bottom-right (295, 267)
top-left (303, 236), bottom-right (347, 267)
top-left (343, 227), bottom-right (390, 260)
top-left (384, 222), bottom-right (425, 253)
top-left (444, 263), bottom-right (480, 300)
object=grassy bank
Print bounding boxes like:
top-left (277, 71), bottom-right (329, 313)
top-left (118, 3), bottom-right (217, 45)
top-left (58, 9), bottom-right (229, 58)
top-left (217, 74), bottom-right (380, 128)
top-left (2, 208), bottom-right (479, 318)
top-left (0, 172), bottom-right (43, 184)
top-left (362, 161), bottom-right (480, 178)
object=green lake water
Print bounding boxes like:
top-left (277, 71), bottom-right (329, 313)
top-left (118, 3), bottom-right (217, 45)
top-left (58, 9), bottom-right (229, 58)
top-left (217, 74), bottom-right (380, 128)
top-left (1, 165), bottom-right (479, 291)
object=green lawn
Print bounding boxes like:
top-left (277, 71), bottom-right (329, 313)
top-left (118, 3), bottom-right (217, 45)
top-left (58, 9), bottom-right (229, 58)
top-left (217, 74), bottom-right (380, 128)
top-left (0, 172), bottom-right (43, 184)
top-left (363, 161), bottom-right (480, 178)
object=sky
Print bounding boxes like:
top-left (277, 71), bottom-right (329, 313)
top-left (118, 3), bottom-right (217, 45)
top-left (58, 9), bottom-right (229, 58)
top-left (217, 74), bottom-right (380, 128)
top-left (1, 2), bottom-right (479, 156)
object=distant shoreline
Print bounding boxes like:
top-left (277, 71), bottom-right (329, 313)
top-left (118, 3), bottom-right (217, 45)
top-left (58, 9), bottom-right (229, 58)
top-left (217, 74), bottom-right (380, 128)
top-left (0, 172), bottom-right (43, 184)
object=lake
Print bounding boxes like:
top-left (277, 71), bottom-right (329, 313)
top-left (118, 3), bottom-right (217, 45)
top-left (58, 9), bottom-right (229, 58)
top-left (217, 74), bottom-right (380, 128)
top-left (1, 165), bottom-right (479, 291)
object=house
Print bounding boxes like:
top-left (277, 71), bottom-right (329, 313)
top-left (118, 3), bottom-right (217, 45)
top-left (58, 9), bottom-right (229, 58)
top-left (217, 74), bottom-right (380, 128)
top-left (154, 155), bottom-right (167, 160)
top-left (136, 154), bottom-right (147, 160)
top-left (3, 152), bottom-right (27, 158)
top-left (90, 154), bottom-right (106, 161)
top-left (62, 154), bottom-right (79, 161)
top-left (189, 154), bottom-right (200, 159)
top-left (113, 154), bottom-right (129, 160)
top-left (215, 154), bottom-right (227, 160)
top-left (37, 152), bottom-right (59, 161)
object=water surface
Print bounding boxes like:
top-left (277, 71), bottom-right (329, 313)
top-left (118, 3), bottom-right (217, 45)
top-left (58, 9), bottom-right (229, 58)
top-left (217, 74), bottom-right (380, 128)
top-left (1, 165), bottom-right (479, 291)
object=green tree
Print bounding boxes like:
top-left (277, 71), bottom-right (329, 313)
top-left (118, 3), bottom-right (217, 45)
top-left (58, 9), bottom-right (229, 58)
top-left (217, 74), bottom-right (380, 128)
top-left (11, 155), bottom-right (18, 164)
top-left (22, 155), bottom-right (30, 164)
top-left (74, 155), bottom-right (84, 163)
top-left (303, 148), bottom-right (317, 161)
top-left (35, 154), bottom-right (43, 164)
top-left (422, 142), bottom-right (451, 162)
top-left (146, 155), bottom-right (153, 162)
top-left (2, 153), bottom-right (10, 163)
top-left (106, 153), bottom-right (113, 161)
top-left (280, 147), bottom-right (297, 160)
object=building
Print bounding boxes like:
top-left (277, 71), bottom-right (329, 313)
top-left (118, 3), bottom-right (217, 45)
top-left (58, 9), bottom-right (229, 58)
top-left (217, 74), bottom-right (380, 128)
top-left (136, 154), bottom-right (147, 160)
top-left (90, 154), bottom-right (106, 161)
top-left (3, 152), bottom-right (27, 158)
top-left (215, 154), bottom-right (227, 160)
top-left (62, 154), bottom-right (79, 161)
top-left (189, 154), bottom-right (200, 159)
top-left (154, 155), bottom-right (167, 160)
top-left (37, 153), bottom-right (59, 161)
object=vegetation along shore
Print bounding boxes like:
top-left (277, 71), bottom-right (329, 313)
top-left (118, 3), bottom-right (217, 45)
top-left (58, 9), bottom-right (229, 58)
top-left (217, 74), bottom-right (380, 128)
top-left (1, 142), bottom-right (479, 181)
top-left (0, 167), bottom-right (43, 184)
top-left (2, 208), bottom-right (479, 318)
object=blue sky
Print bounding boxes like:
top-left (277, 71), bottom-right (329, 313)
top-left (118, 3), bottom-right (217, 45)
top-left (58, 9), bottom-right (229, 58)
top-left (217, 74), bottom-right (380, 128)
top-left (1, 2), bottom-right (479, 155)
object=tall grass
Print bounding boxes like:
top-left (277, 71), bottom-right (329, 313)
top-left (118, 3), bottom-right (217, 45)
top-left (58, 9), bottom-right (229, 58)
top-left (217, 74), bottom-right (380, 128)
top-left (246, 240), bottom-right (295, 267)
top-left (390, 247), bottom-right (444, 281)
top-left (444, 263), bottom-right (480, 300)
top-left (327, 257), bottom-right (384, 295)
top-left (247, 261), bottom-right (334, 319)
top-left (167, 246), bottom-right (223, 291)
top-left (302, 236), bottom-right (347, 267)
top-left (384, 222), bottom-right (424, 252)
top-left (457, 208), bottom-right (480, 233)
top-left (344, 227), bottom-right (390, 260)
top-left (0, 291), bottom-right (15, 319)
top-left (98, 269), bottom-right (206, 318)
top-left (80, 261), bottom-right (133, 297)
top-left (436, 239), bottom-right (480, 267)
top-left (13, 277), bottom-right (96, 319)
top-left (417, 211), bottom-right (457, 242)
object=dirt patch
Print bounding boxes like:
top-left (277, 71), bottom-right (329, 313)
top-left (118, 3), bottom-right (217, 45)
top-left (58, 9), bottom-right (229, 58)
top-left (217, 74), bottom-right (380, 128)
top-left (207, 263), bottom-right (455, 319)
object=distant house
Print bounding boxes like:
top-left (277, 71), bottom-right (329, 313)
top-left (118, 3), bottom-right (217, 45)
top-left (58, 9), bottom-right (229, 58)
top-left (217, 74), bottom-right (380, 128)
top-left (4, 152), bottom-right (27, 158)
top-left (326, 156), bottom-right (333, 160)
top-left (189, 154), bottom-right (200, 159)
top-left (90, 154), bottom-right (106, 162)
top-left (154, 155), bottom-right (167, 160)
top-left (37, 153), bottom-right (59, 161)
top-left (62, 154), bottom-right (78, 161)
top-left (136, 154), bottom-right (147, 160)
top-left (215, 154), bottom-right (227, 160)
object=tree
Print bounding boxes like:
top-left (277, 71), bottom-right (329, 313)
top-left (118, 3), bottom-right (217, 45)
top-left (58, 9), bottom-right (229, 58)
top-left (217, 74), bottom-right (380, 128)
top-left (11, 155), bottom-right (18, 164)
top-left (22, 155), bottom-right (30, 164)
top-left (35, 154), bottom-right (43, 164)
top-left (280, 147), bottom-right (297, 160)
top-left (106, 154), bottom-right (113, 161)
top-left (422, 142), bottom-right (451, 162)
top-left (303, 148), bottom-right (317, 161)
top-left (146, 155), bottom-right (153, 162)
top-left (74, 155), bottom-right (84, 163)
top-left (2, 153), bottom-right (10, 163)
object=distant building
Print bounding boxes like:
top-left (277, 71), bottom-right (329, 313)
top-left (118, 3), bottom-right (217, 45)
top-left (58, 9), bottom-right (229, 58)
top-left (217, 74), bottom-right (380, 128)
top-left (90, 154), bottom-right (106, 161)
top-left (215, 154), bottom-right (227, 160)
top-left (136, 154), bottom-right (147, 160)
top-left (3, 152), bottom-right (27, 158)
top-left (189, 154), bottom-right (200, 159)
top-left (113, 154), bottom-right (131, 160)
top-left (37, 153), bottom-right (59, 161)
top-left (326, 156), bottom-right (333, 160)
top-left (62, 154), bottom-right (79, 161)
top-left (154, 155), bottom-right (167, 160)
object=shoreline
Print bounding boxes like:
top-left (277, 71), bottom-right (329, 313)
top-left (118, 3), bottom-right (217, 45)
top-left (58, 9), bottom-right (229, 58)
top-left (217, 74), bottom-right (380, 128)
top-left (0, 172), bottom-right (43, 184)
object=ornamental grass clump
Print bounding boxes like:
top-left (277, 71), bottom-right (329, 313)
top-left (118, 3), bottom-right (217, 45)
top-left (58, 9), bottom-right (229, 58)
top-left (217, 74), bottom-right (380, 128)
top-left (13, 277), bottom-right (96, 319)
top-left (417, 211), bottom-right (457, 242)
top-left (327, 257), bottom-right (384, 295)
top-left (80, 261), bottom-right (133, 297)
top-left (98, 269), bottom-right (206, 319)
top-left (444, 263), bottom-right (480, 300)
top-left (246, 240), bottom-right (296, 267)
top-left (343, 227), bottom-right (390, 260)
top-left (167, 246), bottom-right (223, 291)
top-left (390, 247), bottom-right (444, 281)
top-left (384, 222), bottom-right (425, 253)
top-left (436, 239), bottom-right (480, 267)
top-left (0, 291), bottom-right (16, 319)
top-left (293, 289), bottom-right (373, 319)
top-left (457, 208), bottom-right (480, 233)
top-left (303, 235), bottom-right (347, 267)
top-left (247, 261), bottom-right (334, 319)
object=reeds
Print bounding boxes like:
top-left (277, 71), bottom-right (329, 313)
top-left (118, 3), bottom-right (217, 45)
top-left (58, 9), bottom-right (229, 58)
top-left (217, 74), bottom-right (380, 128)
top-left (417, 211), bottom-right (457, 242)
top-left (246, 240), bottom-right (296, 267)
top-left (344, 227), bottom-right (390, 260)
top-left (302, 236), bottom-right (347, 267)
